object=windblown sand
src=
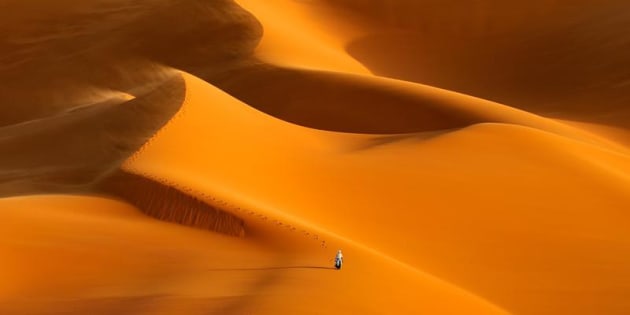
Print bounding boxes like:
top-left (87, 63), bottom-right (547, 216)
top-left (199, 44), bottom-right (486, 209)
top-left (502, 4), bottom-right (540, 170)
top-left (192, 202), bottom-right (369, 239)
top-left (0, 1), bottom-right (629, 314)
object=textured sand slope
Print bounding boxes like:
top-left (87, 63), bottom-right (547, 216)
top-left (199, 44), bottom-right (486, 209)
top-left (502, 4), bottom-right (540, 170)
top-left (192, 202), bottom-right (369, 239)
top-left (0, 0), bottom-right (260, 126)
top-left (99, 171), bottom-right (246, 237)
top-left (0, 75), bottom-right (185, 197)
top-left (123, 72), bottom-right (630, 315)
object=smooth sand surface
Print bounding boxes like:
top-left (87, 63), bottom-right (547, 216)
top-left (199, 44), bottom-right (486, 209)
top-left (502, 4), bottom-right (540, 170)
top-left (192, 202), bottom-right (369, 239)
top-left (0, 194), bottom-right (507, 315)
top-left (120, 72), bottom-right (630, 315)
top-left (1, 1), bottom-right (629, 314)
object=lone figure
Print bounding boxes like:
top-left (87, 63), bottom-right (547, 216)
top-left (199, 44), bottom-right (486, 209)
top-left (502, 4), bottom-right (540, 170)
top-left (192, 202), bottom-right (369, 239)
top-left (334, 249), bottom-right (343, 270)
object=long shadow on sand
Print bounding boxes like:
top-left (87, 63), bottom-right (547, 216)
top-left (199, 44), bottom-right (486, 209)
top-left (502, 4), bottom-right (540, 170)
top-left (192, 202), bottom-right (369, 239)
top-left (206, 266), bottom-right (337, 271)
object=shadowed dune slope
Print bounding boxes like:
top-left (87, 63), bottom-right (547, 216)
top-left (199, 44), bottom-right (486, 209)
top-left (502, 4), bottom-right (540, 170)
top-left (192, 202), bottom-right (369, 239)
top-left (123, 72), bottom-right (630, 315)
top-left (234, 0), bottom-right (630, 128)
top-left (98, 171), bottom-right (246, 237)
top-left (0, 0), bottom-right (260, 126)
top-left (210, 64), bottom-right (626, 155)
top-left (323, 0), bottom-right (630, 125)
top-left (0, 75), bottom-right (185, 197)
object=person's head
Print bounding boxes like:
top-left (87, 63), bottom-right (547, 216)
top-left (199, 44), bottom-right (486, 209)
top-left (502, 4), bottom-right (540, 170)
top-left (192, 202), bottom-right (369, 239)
top-left (338, 249), bottom-right (342, 254)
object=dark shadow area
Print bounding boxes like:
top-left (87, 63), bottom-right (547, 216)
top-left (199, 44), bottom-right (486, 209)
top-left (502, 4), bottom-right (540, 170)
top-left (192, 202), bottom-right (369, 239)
top-left (0, 0), bottom-right (261, 127)
top-left (203, 62), bottom-right (492, 134)
top-left (206, 266), bottom-right (336, 271)
top-left (340, 1), bottom-right (630, 127)
top-left (97, 171), bottom-right (246, 237)
top-left (346, 130), bottom-right (455, 152)
top-left (0, 75), bottom-right (186, 198)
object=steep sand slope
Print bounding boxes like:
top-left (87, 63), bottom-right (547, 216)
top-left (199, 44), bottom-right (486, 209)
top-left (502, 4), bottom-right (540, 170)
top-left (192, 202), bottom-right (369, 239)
top-left (122, 72), bottom-right (630, 315)
top-left (234, 0), bottom-right (630, 127)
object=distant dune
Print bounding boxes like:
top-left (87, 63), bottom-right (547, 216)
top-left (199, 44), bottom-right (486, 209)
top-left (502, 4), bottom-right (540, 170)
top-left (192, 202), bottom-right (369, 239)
top-left (325, 0), bottom-right (630, 123)
top-left (0, 0), bottom-right (260, 126)
top-left (0, 1), bottom-right (628, 315)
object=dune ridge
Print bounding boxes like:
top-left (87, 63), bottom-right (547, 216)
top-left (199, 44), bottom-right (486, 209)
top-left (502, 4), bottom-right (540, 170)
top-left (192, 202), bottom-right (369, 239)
top-left (0, 0), bottom-right (261, 126)
top-left (119, 71), bottom-right (630, 315)
top-left (209, 64), bottom-right (628, 155)
top-left (98, 171), bottom-right (245, 237)
top-left (0, 0), bottom-right (629, 314)
top-left (117, 72), bottom-right (512, 315)
top-left (0, 74), bottom-right (185, 197)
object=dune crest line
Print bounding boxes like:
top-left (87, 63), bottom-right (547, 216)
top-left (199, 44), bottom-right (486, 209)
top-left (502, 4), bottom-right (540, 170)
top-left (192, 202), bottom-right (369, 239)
top-left (98, 171), bottom-right (245, 237)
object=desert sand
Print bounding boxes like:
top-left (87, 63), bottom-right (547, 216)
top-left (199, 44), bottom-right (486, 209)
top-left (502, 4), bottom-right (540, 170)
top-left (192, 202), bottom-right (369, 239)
top-left (0, 1), bottom-right (629, 314)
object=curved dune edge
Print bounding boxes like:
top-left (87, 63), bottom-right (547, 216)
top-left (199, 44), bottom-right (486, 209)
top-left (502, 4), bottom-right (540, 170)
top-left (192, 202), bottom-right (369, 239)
top-left (0, 74), bottom-right (186, 198)
top-left (234, 0), bottom-right (630, 130)
top-left (231, 0), bottom-right (628, 151)
top-left (209, 64), bottom-right (628, 154)
top-left (121, 71), bottom-right (630, 315)
top-left (97, 171), bottom-right (245, 237)
top-left (120, 72), bottom-right (512, 314)
top-left (0, 1), bottom-right (626, 314)
top-left (233, 0), bottom-right (369, 73)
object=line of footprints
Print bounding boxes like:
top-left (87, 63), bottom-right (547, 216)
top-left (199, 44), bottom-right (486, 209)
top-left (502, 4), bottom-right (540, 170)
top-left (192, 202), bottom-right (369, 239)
top-left (133, 170), bottom-right (328, 249)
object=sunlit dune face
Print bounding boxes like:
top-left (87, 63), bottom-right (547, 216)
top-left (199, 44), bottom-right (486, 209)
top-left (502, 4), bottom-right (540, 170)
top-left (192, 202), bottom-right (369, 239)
top-left (234, 0), bottom-right (369, 72)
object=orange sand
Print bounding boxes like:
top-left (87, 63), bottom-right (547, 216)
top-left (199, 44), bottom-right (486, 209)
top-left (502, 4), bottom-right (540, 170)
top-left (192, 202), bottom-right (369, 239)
top-left (0, 1), bottom-right (629, 314)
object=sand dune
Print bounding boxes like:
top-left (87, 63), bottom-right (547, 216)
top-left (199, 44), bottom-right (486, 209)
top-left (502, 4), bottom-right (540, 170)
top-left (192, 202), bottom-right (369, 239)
top-left (331, 0), bottom-right (630, 125)
top-left (209, 64), bottom-right (627, 155)
top-left (0, 0), bottom-right (260, 126)
top-left (117, 72), bottom-right (512, 314)
top-left (120, 72), bottom-right (629, 315)
top-left (99, 171), bottom-right (246, 237)
top-left (0, 75), bottom-right (184, 197)
top-left (0, 0), bottom-right (629, 314)
top-left (234, 0), bottom-right (368, 72)
top-left (235, 0), bottom-right (630, 126)
top-left (0, 195), bottom-right (280, 315)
